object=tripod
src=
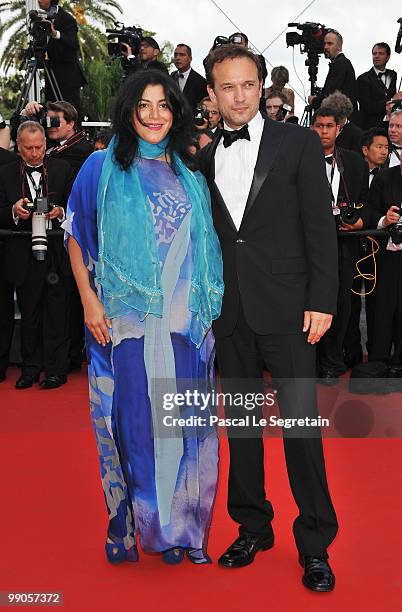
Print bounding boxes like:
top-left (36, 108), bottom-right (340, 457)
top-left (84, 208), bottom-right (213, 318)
top-left (300, 51), bottom-right (321, 127)
top-left (16, 43), bottom-right (63, 114)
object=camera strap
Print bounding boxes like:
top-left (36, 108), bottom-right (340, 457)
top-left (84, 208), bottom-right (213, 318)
top-left (48, 130), bottom-right (87, 156)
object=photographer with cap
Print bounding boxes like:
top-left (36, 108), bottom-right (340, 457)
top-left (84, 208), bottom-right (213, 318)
top-left (0, 122), bottom-right (73, 389)
top-left (122, 36), bottom-right (168, 74)
top-left (37, 0), bottom-right (87, 116)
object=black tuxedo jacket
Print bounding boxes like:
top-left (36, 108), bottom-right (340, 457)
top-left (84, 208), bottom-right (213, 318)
top-left (336, 121), bottom-right (364, 153)
top-left (0, 148), bottom-right (18, 166)
top-left (196, 119), bottom-right (339, 337)
top-left (314, 53), bottom-right (357, 111)
top-left (356, 67), bottom-right (397, 130)
top-left (47, 7), bottom-right (87, 88)
top-left (48, 135), bottom-right (94, 180)
top-left (171, 68), bottom-right (207, 109)
top-left (0, 158), bottom-right (73, 286)
top-left (369, 166), bottom-right (402, 230)
top-left (336, 147), bottom-right (369, 214)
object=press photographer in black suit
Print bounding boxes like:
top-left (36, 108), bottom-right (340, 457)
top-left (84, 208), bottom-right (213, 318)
top-left (0, 122), bottom-right (73, 389)
top-left (369, 158), bottom-right (402, 373)
top-left (321, 91), bottom-right (363, 153)
top-left (308, 30), bottom-right (357, 114)
top-left (171, 44), bottom-right (208, 110)
top-left (38, 0), bottom-right (87, 115)
top-left (311, 108), bottom-right (369, 383)
top-left (197, 45), bottom-right (338, 592)
top-left (357, 43), bottom-right (397, 130)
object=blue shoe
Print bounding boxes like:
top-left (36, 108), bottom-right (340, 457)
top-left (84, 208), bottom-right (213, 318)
top-left (162, 547), bottom-right (185, 565)
top-left (105, 539), bottom-right (139, 564)
top-left (186, 548), bottom-right (212, 564)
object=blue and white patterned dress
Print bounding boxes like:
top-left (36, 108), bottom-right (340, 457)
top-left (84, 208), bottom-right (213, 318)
top-left (64, 151), bottom-right (218, 558)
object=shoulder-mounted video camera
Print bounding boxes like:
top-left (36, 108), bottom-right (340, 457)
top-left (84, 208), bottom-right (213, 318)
top-left (106, 22), bottom-right (143, 57)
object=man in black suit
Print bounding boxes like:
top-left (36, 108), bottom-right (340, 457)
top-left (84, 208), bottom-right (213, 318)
top-left (357, 43), bottom-right (397, 130)
top-left (308, 30), bottom-right (357, 113)
top-left (311, 108), bottom-right (369, 383)
top-left (0, 122), bottom-right (73, 389)
top-left (171, 44), bottom-right (208, 109)
top-left (368, 159), bottom-right (402, 372)
top-left (197, 45), bottom-right (338, 591)
top-left (38, 0), bottom-right (87, 115)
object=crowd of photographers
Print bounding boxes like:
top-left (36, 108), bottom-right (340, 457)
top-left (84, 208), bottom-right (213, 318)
top-left (0, 7), bottom-right (401, 389)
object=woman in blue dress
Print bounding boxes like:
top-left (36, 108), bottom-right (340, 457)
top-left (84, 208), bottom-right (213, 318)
top-left (64, 70), bottom-right (224, 565)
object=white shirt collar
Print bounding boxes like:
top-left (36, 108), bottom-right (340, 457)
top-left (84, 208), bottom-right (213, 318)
top-left (223, 111), bottom-right (264, 135)
top-left (373, 66), bottom-right (387, 75)
top-left (179, 66), bottom-right (191, 78)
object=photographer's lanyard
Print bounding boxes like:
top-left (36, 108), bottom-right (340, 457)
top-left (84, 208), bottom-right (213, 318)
top-left (325, 156), bottom-right (340, 213)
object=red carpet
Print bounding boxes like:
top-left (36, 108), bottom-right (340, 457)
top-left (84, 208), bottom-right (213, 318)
top-left (1, 367), bottom-right (401, 611)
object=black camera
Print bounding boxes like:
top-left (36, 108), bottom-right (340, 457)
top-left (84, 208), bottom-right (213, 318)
top-left (20, 107), bottom-right (60, 130)
top-left (338, 202), bottom-right (360, 226)
top-left (194, 106), bottom-right (209, 127)
top-left (28, 4), bottom-right (58, 53)
top-left (212, 33), bottom-right (245, 50)
top-left (106, 22), bottom-right (143, 57)
top-left (390, 207), bottom-right (402, 245)
top-left (286, 22), bottom-right (327, 55)
top-left (23, 196), bottom-right (50, 214)
top-left (276, 103), bottom-right (292, 122)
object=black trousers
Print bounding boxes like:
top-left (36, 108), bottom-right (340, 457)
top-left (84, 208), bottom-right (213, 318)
top-left (371, 250), bottom-right (402, 364)
top-left (215, 304), bottom-right (338, 558)
top-left (15, 257), bottom-right (70, 377)
top-left (318, 240), bottom-right (355, 374)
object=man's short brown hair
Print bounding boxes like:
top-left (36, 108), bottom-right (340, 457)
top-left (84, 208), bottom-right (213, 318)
top-left (206, 45), bottom-right (262, 88)
top-left (46, 100), bottom-right (78, 127)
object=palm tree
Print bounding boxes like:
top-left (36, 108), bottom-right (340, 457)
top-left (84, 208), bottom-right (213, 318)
top-left (0, 0), bottom-right (123, 72)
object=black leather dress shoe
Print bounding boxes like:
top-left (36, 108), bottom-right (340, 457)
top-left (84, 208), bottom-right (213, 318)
top-left (299, 554), bottom-right (335, 592)
top-left (218, 533), bottom-right (274, 568)
top-left (318, 370), bottom-right (339, 386)
top-left (40, 375), bottom-right (67, 389)
top-left (344, 347), bottom-right (363, 370)
top-left (15, 374), bottom-right (39, 389)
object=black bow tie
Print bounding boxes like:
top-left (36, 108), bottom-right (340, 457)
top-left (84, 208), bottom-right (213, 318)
top-left (325, 155), bottom-right (334, 165)
top-left (370, 167), bottom-right (379, 176)
top-left (222, 124), bottom-right (250, 148)
top-left (25, 165), bottom-right (43, 175)
top-left (178, 73), bottom-right (185, 78)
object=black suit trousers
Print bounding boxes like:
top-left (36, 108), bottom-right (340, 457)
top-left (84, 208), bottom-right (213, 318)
top-left (0, 270), bottom-right (15, 368)
top-left (216, 303), bottom-right (338, 557)
top-left (16, 247), bottom-right (70, 377)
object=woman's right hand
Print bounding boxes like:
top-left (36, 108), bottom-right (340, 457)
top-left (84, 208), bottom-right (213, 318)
top-left (82, 291), bottom-right (112, 347)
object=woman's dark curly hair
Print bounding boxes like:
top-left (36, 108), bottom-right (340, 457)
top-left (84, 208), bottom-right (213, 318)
top-left (112, 69), bottom-right (195, 171)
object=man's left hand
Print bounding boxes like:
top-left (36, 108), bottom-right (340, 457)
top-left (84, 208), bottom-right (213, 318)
top-left (45, 205), bottom-right (64, 220)
top-left (303, 311), bottom-right (333, 344)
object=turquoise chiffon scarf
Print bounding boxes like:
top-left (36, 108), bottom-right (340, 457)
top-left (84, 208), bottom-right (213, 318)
top-left (96, 135), bottom-right (224, 347)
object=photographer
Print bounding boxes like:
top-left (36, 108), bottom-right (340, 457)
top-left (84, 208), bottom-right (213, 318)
top-left (37, 0), bottom-right (87, 115)
top-left (368, 155), bottom-right (402, 374)
top-left (265, 90), bottom-right (292, 122)
top-left (308, 30), bottom-right (357, 114)
top-left (19, 100), bottom-right (93, 179)
top-left (0, 122), bottom-right (73, 389)
top-left (122, 36), bottom-right (168, 74)
top-left (200, 96), bottom-right (221, 131)
top-left (311, 108), bottom-right (369, 383)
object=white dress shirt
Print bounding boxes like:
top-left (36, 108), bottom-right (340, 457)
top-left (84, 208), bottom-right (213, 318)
top-left (177, 67), bottom-right (191, 92)
top-left (325, 155), bottom-right (341, 207)
top-left (373, 66), bottom-right (392, 90)
top-left (389, 148), bottom-right (401, 168)
top-left (215, 112), bottom-right (264, 230)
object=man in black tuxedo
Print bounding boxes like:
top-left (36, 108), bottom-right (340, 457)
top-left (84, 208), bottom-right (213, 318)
top-left (171, 44), bottom-right (208, 109)
top-left (308, 30), bottom-right (357, 113)
top-left (311, 108), bottom-right (369, 382)
top-left (197, 45), bottom-right (338, 591)
top-left (368, 158), bottom-right (402, 372)
top-left (38, 0), bottom-right (87, 115)
top-left (357, 43), bottom-right (397, 130)
top-left (0, 122), bottom-right (73, 389)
